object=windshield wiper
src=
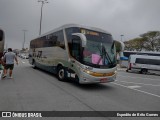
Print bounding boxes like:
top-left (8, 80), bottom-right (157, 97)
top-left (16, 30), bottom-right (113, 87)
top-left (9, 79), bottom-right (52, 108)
top-left (93, 44), bottom-right (114, 66)
top-left (102, 45), bottom-right (114, 66)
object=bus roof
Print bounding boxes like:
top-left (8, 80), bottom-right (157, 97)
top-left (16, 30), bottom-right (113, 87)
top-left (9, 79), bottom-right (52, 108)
top-left (130, 54), bottom-right (160, 60)
top-left (124, 51), bottom-right (160, 54)
top-left (33, 24), bottom-right (112, 40)
top-left (124, 51), bottom-right (160, 57)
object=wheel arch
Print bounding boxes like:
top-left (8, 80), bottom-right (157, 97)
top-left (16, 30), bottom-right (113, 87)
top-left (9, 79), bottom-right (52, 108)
top-left (56, 63), bottom-right (64, 73)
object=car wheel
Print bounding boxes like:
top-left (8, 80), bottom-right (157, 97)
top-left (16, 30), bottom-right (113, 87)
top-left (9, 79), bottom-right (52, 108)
top-left (141, 69), bottom-right (148, 74)
top-left (57, 66), bottom-right (65, 81)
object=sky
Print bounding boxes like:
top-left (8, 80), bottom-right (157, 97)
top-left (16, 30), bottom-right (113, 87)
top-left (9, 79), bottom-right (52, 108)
top-left (0, 0), bottom-right (160, 49)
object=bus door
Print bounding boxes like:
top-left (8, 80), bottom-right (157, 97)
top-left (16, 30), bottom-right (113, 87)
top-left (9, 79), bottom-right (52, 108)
top-left (68, 35), bottom-right (83, 80)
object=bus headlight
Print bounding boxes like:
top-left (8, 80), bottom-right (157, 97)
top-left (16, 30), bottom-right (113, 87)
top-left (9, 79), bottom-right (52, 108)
top-left (83, 69), bottom-right (116, 77)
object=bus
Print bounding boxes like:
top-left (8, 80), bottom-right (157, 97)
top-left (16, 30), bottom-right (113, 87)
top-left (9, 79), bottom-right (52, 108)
top-left (0, 28), bottom-right (5, 58)
top-left (123, 51), bottom-right (160, 58)
top-left (120, 51), bottom-right (160, 67)
top-left (126, 54), bottom-right (160, 74)
top-left (29, 24), bottom-right (117, 84)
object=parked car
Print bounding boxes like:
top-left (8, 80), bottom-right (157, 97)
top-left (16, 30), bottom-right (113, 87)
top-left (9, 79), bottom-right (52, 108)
top-left (19, 54), bottom-right (28, 59)
top-left (126, 54), bottom-right (160, 74)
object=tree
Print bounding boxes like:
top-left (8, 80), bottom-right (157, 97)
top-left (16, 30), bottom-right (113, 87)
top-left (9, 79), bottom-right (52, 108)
top-left (115, 41), bottom-right (121, 53)
top-left (124, 31), bottom-right (160, 51)
top-left (124, 38), bottom-right (145, 51)
top-left (140, 31), bottom-right (160, 51)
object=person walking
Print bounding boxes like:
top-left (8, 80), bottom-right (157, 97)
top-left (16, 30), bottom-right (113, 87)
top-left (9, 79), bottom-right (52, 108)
top-left (2, 48), bottom-right (18, 79)
top-left (0, 58), bottom-right (4, 80)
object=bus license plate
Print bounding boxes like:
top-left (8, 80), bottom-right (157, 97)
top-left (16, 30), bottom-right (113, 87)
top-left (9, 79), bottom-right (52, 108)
top-left (100, 78), bottom-right (108, 82)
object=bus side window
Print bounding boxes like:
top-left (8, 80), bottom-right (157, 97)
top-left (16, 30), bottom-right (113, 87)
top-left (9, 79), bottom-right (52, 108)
top-left (37, 51), bottom-right (42, 58)
top-left (71, 36), bottom-right (81, 61)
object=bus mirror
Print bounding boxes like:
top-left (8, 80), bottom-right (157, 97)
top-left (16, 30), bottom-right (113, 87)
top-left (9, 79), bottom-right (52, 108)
top-left (114, 39), bottom-right (125, 52)
top-left (72, 33), bottom-right (86, 47)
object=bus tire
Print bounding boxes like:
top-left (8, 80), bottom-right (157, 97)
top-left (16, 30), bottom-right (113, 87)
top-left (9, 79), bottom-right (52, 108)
top-left (141, 69), bottom-right (148, 74)
top-left (57, 66), bottom-right (65, 81)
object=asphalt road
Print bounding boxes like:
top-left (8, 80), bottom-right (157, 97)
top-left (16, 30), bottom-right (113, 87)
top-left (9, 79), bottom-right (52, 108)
top-left (0, 58), bottom-right (159, 120)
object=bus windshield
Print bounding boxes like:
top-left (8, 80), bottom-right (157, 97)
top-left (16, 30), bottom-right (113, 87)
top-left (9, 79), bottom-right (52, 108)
top-left (82, 30), bottom-right (116, 68)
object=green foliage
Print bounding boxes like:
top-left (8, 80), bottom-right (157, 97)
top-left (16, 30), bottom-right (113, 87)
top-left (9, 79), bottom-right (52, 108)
top-left (125, 31), bottom-right (160, 51)
top-left (115, 41), bottom-right (121, 53)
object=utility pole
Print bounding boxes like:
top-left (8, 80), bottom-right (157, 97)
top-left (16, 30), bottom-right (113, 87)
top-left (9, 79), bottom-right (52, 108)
top-left (22, 30), bottom-right (27, 50)
top-left (38, 0), bottom-right (49, 35)
top-left (120, 35), bottom-right (124, 42)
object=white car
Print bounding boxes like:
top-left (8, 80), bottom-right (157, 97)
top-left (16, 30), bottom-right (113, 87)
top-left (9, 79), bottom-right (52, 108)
top-left (126, 54), bottom-right (160, 74)
top-left (20, 54), bottom-right (28, 59)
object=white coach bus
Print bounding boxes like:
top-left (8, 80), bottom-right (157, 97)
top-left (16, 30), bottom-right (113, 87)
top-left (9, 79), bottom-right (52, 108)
top-left (126, 54), bottom-right (160, 74)
top-left (29, 24), bottom-right (117, 84)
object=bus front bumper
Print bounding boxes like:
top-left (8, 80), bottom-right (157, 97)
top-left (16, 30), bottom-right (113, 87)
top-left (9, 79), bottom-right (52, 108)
top-left (79, 71), bottom-right (117, 84)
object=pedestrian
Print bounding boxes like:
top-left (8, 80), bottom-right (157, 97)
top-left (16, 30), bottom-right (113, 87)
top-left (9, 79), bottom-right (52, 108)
top-left (2, 48), bottom-right (18, 79)
top-left (0, 58), bottom-right (4, 80)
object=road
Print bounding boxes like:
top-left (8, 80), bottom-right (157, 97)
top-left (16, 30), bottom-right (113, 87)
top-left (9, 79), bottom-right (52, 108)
top-left (0, 58), bottom-right (159, 120)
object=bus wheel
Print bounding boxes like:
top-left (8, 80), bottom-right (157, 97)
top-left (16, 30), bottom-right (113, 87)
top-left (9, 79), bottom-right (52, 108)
top-left (141, 69), bottom-right (148, 74)
top-left (57, 66), bottom-right (65, 81)
top-left (32, 60), bottom-right (36, 69)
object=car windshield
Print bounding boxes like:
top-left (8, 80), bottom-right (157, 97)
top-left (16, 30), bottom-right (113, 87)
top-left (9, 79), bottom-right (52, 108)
top-left (82, 31), bottom-right (116, 68)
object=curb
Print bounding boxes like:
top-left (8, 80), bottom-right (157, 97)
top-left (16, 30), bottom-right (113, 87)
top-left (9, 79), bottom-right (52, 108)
top-left (117, 68), bottom-right (127, 71)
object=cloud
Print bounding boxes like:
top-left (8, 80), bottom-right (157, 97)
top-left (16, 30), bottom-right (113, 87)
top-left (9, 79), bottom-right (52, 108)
top-left (0, 0), bottom-right (160, 49)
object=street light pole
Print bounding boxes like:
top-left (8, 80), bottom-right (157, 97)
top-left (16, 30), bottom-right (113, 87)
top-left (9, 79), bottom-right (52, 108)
top-left (22, 30), bottom-right (27, 50)
top-left (38, 0), bottom-right (49, 36)
top-left (120, 35), bottom-right (124, 42)
top-left (5, 43), bottom-right (8, 50)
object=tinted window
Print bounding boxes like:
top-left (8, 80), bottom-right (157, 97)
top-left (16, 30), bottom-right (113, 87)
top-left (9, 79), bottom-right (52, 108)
top-left (65, 27), bottom-right (80, 55)
top-left (0, 30), bottom-right (3, 41)
top-left (135, 58), bottom-right (160, 65)
top-left (30, 30), bottom-right (65, 49)
top-left (65, 27), bottom-right (80, 43)
top-left (71, 36), bottom-right (81, 61)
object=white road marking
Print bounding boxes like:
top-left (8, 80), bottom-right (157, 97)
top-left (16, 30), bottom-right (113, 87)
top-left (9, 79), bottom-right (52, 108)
top-left (127, 85), bottom-right (141, 89)
top-left (22, 61), bottom-right (25, 63)
top-left (117, 74), bottom-right (160, 81)
top-left (116, 80), bottom-right (160, 87)
top-left (112, 82), bottom-right (160, 98)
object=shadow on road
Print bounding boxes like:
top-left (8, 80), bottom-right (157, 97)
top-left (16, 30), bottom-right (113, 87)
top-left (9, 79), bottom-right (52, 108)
top-left (78, 84), bottom-right (113, 91)
top-left (28, 66), bottom-right (114, 91)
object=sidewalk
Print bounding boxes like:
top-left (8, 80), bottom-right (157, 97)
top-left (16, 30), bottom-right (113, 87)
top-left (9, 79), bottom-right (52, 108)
top-left (117, 64), bottom-right (127, 71)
